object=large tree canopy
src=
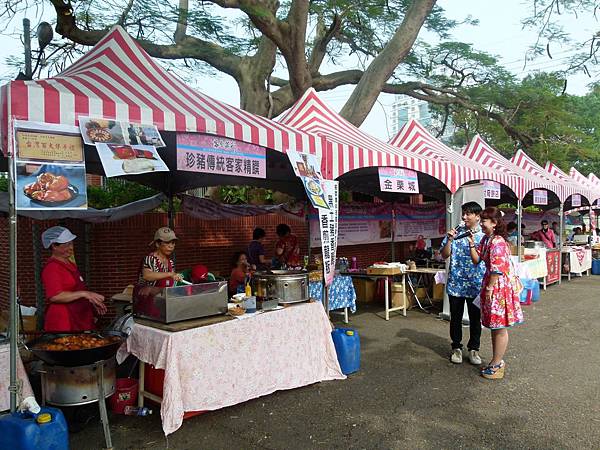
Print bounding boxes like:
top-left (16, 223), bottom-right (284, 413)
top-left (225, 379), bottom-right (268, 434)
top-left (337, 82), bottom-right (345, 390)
top-left (2, 0), bottom-right (599, 175)
top-left (2, 0), bottom-right (478, 124)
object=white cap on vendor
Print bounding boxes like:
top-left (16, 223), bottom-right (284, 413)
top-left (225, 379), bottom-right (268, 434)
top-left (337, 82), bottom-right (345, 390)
top-left (42, 226), bottom-right (77, 249)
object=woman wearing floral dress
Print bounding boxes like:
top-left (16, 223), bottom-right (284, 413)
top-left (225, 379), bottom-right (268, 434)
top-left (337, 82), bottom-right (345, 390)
top-left (467, 207), bottom-right (524, 379)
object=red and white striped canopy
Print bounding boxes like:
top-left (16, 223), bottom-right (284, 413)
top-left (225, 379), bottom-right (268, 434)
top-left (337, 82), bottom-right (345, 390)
top-left (588, 173), bottom-right (600, 190)
top-left (1, 25), bottom-right (325, 158)
top-left (570, 167), bottom-right (600, 203)
top-left (278, 88), bottom-right (456, 190)
top-left (462, 135), bottom-right (557, 200)
top-left (511, 149), bottom-right (576, 202)
top-left (390, 121), bottom-right (516, 194)
top-left (545, 162), bottom-right (593, 203)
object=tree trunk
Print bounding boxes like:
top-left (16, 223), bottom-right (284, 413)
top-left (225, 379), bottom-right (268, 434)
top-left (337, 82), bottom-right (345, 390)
top-left (238, 75), bottom-right (271, 116)
top-left (340, 0), bottom-right (437, 126)
top-left (237, 37), bottom-right (278, 117)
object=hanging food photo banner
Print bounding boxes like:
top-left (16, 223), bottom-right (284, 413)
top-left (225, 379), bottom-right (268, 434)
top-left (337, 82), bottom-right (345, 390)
top-left (571, 194), bottom-right (581, 207)
top-left (318, 180), bottom-right (339, 286)
top-left (286, 150), bottom-right (323, 179)
top-left (533, 189), bottom-right (548, 205)
top-left (378, 167), bottom-right (419, 194)
top-left (14, 121), bottom-right (87, 210)
top-left (310, 203), bottom-right (445, 247)
top-left (176, 133), bottom-right (266, 178)
top-left (79, 117), bottom-right (166, 147)
top-left (483, 180), bottom-right (501, 199)
top-left (301, 176), bottom-right (329, 210)
top-left (96, 144), bottom-right (169, 177)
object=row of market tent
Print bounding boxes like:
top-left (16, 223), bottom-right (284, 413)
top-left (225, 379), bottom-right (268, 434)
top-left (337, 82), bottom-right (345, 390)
top-left (2, 26), bottom-right (600, 211)
top-left (2, 24), bottom-right (600, 415)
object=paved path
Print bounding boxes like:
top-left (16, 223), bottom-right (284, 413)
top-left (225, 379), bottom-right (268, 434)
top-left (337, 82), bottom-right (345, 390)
top-left (72, 276), bottom-right (600, 449)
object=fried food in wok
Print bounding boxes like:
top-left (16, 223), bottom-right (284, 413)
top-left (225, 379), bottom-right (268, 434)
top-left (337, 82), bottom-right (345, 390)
top-left (36, 334), bottom-right (121, 351)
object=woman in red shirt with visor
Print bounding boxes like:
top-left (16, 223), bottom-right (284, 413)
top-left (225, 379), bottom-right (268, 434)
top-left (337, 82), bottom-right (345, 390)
top-left (41, 226), bottom-right (106, 332)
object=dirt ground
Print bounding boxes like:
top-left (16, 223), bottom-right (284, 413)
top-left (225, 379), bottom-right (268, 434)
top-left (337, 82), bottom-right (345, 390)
top-left (71, 275), bottom-right (600, 450)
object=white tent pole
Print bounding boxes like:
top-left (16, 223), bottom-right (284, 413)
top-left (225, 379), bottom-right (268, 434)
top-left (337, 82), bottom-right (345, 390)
top-left (517, 199), bottom-right (523, 261)
top-left (558, 202), bottom-right (564, 285)
top-left (8, 133), bottom-right (19, 412)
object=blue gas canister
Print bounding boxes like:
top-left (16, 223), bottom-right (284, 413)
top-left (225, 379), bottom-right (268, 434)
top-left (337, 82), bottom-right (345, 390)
top-left (592, 259), bottom-right (600, 275)
top-left (331, 328), bottom-right (360, 375)
top-left (0, 406), bottom-right (69, 450)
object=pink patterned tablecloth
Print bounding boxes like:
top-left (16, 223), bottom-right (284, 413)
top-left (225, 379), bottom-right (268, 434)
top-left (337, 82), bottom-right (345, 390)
top-left (0, 344), bottom-right (34, 411)
top-left (117, 302), bottom-right (345, 435)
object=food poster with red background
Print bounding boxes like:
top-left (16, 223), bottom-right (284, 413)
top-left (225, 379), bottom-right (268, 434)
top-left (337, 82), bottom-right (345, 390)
top-left (95, 143), bottom-right (169, 177)
top-left (14, 121), bottom-right (88, 210)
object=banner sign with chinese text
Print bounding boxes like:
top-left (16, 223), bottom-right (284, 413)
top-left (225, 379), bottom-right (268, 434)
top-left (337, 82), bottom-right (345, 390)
top-left (14, 121), bottom-right (88, 210)
top-left (317, 180), bottom-right (339, 286)
top-left (177, 133), bottom-right (266, 178)
top-left (483, 180), bottom-right (501, 199)
top-left (572, 194), bottom-right (581, 207)
top-left (310, 203), bottom-right (445, 247)
top-left (533, 189), bottom-right (548, 205)
top-left (378, 167), bottom-right (419, 193)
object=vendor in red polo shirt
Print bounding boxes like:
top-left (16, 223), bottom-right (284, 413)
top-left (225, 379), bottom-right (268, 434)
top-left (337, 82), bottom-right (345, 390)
top-left (41, 226), bottom-right (107, 332)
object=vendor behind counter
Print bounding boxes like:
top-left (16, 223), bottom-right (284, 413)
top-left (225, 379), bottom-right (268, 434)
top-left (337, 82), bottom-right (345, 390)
top-left (40, 226), bottom-right (107, 332)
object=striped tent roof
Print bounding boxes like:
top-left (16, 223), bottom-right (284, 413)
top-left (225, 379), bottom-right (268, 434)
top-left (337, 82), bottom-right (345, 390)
top-left (510, 149), bottom-right (576, 202)
top-left (390, 121), bottom-right (515, 194)
top-left (545, 162), bottom-right (592, 203)
top-left (461, 135), bottom-right (548, 199)
top-left (570, 167), bottom-right (600, 203)
top-left (278, 88), bottom-right (458, 191)
top-left (1, 25), bottom-right (325, 159)
top-left (588, 173), bottom-right (600, 189)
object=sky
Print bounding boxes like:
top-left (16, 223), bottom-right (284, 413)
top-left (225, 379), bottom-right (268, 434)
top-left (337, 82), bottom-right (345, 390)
top-left (0, 0), bottom-right (597, 140)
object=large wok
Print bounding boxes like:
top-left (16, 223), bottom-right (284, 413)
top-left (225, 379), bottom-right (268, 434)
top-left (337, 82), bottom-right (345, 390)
top-left (26, 330), bottom-right (127, 367)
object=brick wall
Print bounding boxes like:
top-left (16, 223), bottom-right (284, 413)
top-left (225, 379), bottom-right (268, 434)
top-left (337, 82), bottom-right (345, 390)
top-left (0, 213), bottom-right (312, 312)
top-left (0, 213), bottom-right (426, 320)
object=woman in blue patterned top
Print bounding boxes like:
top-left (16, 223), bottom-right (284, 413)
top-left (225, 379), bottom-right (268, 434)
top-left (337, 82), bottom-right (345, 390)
top-left (440, 201), bottom-right (486, 365)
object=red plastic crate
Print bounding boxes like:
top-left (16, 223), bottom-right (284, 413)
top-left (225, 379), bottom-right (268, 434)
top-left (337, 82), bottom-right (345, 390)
top-left (144, 363), bottom-right (206, 419)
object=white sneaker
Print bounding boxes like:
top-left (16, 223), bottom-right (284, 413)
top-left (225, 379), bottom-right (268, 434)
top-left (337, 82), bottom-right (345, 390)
top-left (468, 350), bottom-right (482, 365)
top-left (450, 348), bottom-right (463, 364)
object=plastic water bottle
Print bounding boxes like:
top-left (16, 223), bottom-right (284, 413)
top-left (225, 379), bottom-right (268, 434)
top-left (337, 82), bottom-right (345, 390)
top-left (124, 406), bottom-right (153, 416)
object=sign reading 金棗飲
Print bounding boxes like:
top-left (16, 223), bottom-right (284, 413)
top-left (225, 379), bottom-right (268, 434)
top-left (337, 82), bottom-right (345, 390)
top-left (572, 194), bottom-right (581, 207)
top-left (533, 189), bottom-right (548, 205)
top-left (16, 131), bottom-right (83, 162)
top-left (378, 167), bottom-right (419, 194)
top-left (483, 180), bottom-right (501, 199)
top-left (176, 133), bottom-right (266, 178)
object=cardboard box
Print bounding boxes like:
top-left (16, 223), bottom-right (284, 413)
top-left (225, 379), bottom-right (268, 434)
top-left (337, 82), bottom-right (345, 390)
top-left (391, 282), bottom-right (406, 308)
top-left (0, 311), bottom-right (37, 333)
top-left (353, 278), bottom-right (376, 303)
top-left (433, 283), bottom-right (445, 301)
top-left (367, 266), bottom-right (403, 275)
